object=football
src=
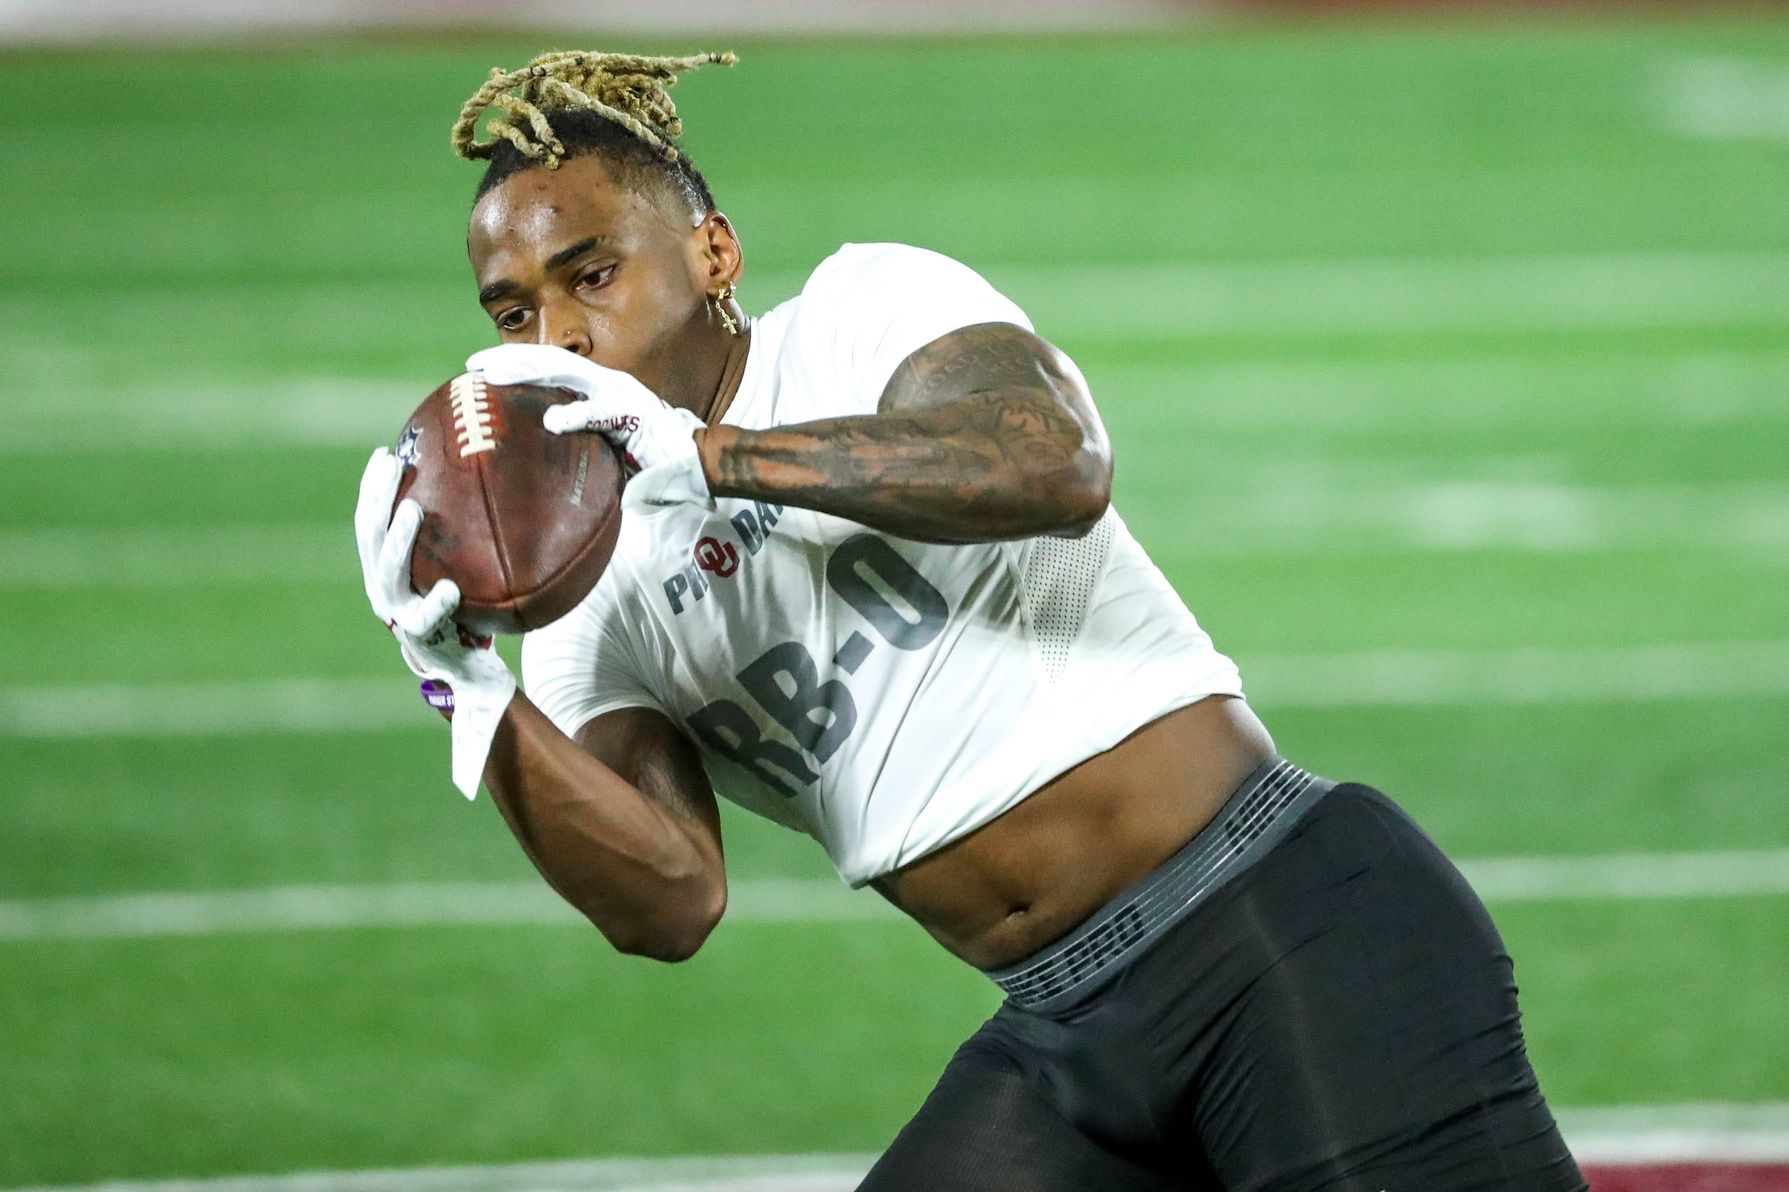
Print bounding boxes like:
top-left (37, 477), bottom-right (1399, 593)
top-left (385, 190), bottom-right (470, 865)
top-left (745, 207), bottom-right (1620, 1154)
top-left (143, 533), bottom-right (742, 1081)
top-left (392, 373), bottom-right (626, 636)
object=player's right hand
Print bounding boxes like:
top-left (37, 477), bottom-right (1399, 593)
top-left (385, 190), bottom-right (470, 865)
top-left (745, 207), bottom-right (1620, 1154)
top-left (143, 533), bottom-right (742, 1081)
top-left (355, 447), bottom-right (517, 798)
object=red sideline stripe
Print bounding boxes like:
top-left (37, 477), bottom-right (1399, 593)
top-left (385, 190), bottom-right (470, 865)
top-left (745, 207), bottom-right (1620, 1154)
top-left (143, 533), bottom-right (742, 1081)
top-left (1586, 1164), bottom-right (1789, 1191)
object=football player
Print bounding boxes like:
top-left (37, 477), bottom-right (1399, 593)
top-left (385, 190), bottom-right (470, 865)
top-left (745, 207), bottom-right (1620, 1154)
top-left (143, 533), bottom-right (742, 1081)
top-left (354, 50), bottom-right (1587, 1191)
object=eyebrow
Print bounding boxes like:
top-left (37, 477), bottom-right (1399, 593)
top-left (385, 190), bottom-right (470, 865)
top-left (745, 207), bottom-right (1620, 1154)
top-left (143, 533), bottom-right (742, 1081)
top-left (545, 235), bottom-right (604, 272)
top-left (477, 279), bottom-right (518, 305)
top-left (477, 236), bottom-right (605, 306)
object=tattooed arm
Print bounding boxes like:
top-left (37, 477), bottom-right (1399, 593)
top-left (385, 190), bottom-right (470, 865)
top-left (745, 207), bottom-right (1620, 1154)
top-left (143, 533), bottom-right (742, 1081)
top-left (695, 322), bottom-right (1113, 545)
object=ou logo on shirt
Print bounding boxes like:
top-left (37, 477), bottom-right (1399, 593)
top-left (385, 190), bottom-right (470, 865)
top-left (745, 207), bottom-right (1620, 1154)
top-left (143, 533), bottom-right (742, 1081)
top-left (694, 536), bottom-right (739, 578)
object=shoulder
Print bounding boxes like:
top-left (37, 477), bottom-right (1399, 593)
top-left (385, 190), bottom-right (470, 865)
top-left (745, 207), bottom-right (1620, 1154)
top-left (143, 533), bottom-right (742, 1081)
top-left (802, 242), bottom-right (966, 288)
top-left (798, 242), bottom-right (1027, 320)
top-left (780, 243), bottom-right (1033, 411)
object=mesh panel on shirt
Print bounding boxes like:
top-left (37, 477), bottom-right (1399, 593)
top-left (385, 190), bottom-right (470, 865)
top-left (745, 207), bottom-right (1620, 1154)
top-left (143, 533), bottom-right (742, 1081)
top-left (1021, 511), bottom-right (1115, 686)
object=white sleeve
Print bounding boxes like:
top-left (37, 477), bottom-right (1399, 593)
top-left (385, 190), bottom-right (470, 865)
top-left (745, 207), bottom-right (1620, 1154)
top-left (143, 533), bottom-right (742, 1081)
top-left (519, 570), bottom-right (663, 740)
top-left (802, 242), bottom-right (1034, 413)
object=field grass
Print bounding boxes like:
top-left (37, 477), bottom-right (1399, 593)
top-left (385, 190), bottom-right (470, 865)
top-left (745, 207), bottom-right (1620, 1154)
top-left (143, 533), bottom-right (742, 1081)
top-left (3, 15), bottom-right (1788, 1186)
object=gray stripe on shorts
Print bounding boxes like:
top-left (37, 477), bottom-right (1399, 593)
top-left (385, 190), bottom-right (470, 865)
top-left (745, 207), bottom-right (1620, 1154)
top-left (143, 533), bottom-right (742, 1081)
top-left (985, 758), bottom-right (1334, 1013)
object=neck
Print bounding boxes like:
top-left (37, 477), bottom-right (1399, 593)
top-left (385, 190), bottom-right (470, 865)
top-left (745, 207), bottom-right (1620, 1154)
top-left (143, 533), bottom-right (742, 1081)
top-left (703, 321), bottom-right (752, 425)
top-left (640, 310), bottom-right (751, 424)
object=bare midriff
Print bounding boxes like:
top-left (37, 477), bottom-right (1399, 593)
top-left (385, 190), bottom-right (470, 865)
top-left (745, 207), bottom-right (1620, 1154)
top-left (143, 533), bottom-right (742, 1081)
top-left (869, 695), bottom-right (1276, 971)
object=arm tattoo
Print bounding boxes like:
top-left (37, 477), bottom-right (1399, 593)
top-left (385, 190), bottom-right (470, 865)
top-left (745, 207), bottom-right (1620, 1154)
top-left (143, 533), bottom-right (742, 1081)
top-left (703, 323), bottom-right (1113, 543)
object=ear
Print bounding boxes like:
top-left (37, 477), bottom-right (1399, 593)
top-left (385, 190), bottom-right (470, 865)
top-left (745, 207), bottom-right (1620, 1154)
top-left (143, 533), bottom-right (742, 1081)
top-left (689, 211), bottom-right (744, 294)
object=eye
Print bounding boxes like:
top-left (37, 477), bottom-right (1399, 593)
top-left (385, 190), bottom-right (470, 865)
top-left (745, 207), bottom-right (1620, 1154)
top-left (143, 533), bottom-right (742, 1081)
top-left (574, 263), bottom-right (616, 291)
top-left (495, 308), bottom-right (530, 332)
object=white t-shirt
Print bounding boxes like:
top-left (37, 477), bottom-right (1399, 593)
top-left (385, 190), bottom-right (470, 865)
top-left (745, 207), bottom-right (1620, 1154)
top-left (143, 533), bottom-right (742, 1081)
top-left (521, 243), bottom-right (1244, 887)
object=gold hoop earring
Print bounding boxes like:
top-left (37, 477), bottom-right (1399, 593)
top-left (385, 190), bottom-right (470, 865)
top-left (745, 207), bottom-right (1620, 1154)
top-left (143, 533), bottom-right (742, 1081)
top-left (712, 281), bottom-right (740, 336)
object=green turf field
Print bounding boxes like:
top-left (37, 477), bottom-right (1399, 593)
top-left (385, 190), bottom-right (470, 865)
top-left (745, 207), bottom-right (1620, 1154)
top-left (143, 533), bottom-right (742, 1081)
top-left (3, 16), bottom-right (1788, 1186)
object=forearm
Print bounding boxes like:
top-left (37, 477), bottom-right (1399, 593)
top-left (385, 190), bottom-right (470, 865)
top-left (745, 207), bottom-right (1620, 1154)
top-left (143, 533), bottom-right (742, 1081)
top-left (482, 695), bottom-right (723, 960)
top-left (697, 393), bottom-right (1111, 545)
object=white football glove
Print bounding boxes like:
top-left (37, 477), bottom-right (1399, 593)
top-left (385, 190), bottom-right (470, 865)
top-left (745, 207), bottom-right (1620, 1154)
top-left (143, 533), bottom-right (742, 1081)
top-left (355, 447), bottom-right (517, 799)
top-left (465, 343), bottom-right (713, 510)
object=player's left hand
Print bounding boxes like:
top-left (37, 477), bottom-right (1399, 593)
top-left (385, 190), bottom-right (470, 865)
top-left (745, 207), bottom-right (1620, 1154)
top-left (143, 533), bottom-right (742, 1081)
top-left (464, 344), bottom-right (712, 509)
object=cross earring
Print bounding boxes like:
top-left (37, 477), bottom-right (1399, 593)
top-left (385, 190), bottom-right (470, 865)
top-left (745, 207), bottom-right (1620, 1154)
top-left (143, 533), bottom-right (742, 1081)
top-left (712, 281), bottom-right (740, 336)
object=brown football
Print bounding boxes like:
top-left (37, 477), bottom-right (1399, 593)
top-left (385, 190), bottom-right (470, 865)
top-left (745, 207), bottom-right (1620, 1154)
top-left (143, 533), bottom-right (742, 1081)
top-left (392, 373), bottom-right (626, 636)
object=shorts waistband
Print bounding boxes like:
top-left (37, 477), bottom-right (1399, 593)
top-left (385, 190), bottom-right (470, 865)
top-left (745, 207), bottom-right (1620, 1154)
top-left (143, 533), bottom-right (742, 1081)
top-left (983, 757), bottom-right (1334, 1014)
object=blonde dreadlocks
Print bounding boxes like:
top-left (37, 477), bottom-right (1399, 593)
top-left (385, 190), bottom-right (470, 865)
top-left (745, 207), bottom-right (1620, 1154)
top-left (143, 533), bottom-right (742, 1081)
top-left (451, 50), bottom-right (736, 169)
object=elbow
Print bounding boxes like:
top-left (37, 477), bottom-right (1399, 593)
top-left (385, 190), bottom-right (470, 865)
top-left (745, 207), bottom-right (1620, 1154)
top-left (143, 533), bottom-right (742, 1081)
top-left (628, 909), bottom-right (720, 964)
top-left (613, 930), bottom-right (704, 965)
top-left (600, 871), bottom-right (727, 964)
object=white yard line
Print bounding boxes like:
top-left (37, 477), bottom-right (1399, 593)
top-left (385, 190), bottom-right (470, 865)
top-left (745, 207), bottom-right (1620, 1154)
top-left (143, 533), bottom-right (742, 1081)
top-left (1661, 57), bottom-right (1789, 144)
top-left (1101, 348), bottom-right (1789, 431)
top-left (1559, 1102), bottom-right (1789, 1164)
top-left (0, 678), bottom-right (411, 738)
top-left (7, 1108), bottom-right (1789, 1191)
top-left (1243, 640), bottom-right (1789, 708)
top-left (3, 850), bottom-right (1787, 943)
top-left (0, 1154), bottom-right (879, 1192)
top-left (10, 344), bottom-right (1789, 457)
top-left (1125, 478), bottom-right (1789, 555)
top-left (1463, 850), bottom-right (1789, 904)
top-left (6, 252), bottom-right (1789, 454)
top-left (0, 525), bottom-right (352, 588)
top-left (0, 378), bottom-right (419, 454)
top-left (985, 250), bottom-right (1789, 340)
top-left (0, 878), bottom-right (893, 942)
top-left (6, 640), bottom-right (1788, 740)
top-left (10, 477), bottom-right (1789, 589)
